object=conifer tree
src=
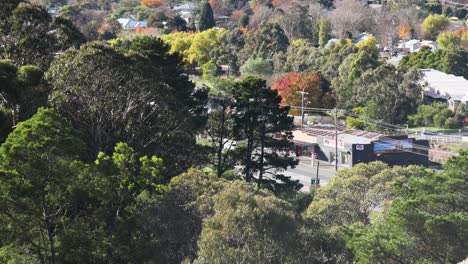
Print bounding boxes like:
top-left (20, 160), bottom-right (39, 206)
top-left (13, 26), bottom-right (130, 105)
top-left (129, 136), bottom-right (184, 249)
top-left (198, 2), bottom-right (215, 31)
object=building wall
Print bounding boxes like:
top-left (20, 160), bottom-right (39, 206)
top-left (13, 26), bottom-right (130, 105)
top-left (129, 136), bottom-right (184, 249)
top-left (312, 137), bottom-right (429, 168)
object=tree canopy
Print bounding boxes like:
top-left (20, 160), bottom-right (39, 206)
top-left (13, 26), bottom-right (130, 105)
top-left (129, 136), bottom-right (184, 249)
top-left (46, 39), bottom-right (208, 176)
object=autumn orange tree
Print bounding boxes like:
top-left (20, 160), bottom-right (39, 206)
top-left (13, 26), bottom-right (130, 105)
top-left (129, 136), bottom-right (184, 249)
top-left (398, 22), bottom-right (412, 40)
top-left (272, 72), bottom-right (334, 113)
top-left (141, 0), bottom-right (165, 8)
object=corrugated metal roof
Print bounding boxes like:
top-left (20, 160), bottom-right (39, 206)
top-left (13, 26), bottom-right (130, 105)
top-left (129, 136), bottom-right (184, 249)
top-left (421, 69), bottom-right (468, 102)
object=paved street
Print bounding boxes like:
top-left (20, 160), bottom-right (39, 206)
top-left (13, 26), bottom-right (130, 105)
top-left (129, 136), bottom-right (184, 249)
top-left (284, 157), bottom-right (339, 193)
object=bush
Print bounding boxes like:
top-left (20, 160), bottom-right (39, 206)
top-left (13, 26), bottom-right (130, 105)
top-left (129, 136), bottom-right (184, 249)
top-left (433, 114), bottom-right (447, 128)
top-left (444, 118), bottom-right (461, 129)
top-left (240, 57), bottom-right (273, 77)
top-left (201, 60), bottom-right (217, 80)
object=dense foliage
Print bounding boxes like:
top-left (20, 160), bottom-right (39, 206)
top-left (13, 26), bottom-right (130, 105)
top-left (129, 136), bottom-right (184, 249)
top-left (1, 1), bottom-right (467, 263)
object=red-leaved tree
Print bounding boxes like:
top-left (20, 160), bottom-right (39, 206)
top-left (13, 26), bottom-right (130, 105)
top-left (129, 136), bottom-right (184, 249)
top-left (272, 72), bottom-right (334, 111)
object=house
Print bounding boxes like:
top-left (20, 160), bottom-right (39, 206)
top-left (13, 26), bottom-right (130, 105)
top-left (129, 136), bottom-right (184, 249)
top-left (420, 69), bottom-right (468, 111)
top-left (398, 39), bottom-right (438, 53)
top-left (173, 3), bottom-right (198, 24)
top-left (173, 3), bottom-right (198, 12)
top-left (179, 11), bottom-right (195, 24)
top-left (117, 18), bottom-right (147, 30)
top-left (292, 126), bottom-right (429, 168)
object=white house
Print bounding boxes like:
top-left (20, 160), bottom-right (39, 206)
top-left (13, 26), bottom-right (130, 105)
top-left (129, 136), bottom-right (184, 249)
top-left (173, 3), bottom-right (198, 24)
top-left (398, 39), bottom-right (438, 53)
top-left (420, 69), bottom-right (468, 111)
top-left (117, 18), bottom-right (147, 30)
top-left (173, 3), bottom-right (198, 12)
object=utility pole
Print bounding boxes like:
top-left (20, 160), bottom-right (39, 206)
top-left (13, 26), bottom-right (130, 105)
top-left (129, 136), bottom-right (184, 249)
top-left (335, 108), bottom-right (338, 171)
top-left (315, 161), bottom-right (320, 189)
top-left (300, 89), bottom-right (308, 128)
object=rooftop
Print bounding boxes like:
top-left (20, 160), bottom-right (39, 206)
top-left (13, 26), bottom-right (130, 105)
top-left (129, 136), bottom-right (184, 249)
top-left (174, 3), bottom-right (198, 11)
top-left (295, 126), bottom-right (384, 144)
top-left (421, 69), bottom-right (468, 101)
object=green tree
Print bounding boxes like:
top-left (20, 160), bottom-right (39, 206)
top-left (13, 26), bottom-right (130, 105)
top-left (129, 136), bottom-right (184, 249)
top-left (239, 57), bottom-right (273, 76)
top-left (0, 1), bottom-right (84, 68)
top-left (168, 13), bottom-right (188, 31)
top-left (421, 14), bottom-right (450, 39)
top-left (399, 46), bottom-right (468, 80)
top-left (195, 181), bottom-right (304, 264)
top-left (408, 103), bottom-right (458, 128)
top-left (437, 31), bottom-right (462, 50)
top-left (0, 108), bottom-right (86, 263)
top-left (198, 1), bottom-right (215, 31)
top-left (318, 16), bottom-right (330, 48)
top-left (306, 162), bottom-right (416, 226)
top-left (0, 60), bottom-right (47, 126)
top-left (239, 22), bottom-right (289, 64)
top-left (65, 142), bottom-right (166, 263)
top-left (273, 40), bottom-right (320, 73)
top-left (47, 41), bottom-right (208, 176)
top-left (238, 13), bottom-right (249, 27)
top-left (210, 28), bottom-right (245, 76)
top-left (206, 81), bottom-right (238, 178)
top-left (231, 77), bottom-right (300, 192)
top-left (348, 151), bottom-right (468, 263)
top-left (146, 169), bottom-right (227, 263)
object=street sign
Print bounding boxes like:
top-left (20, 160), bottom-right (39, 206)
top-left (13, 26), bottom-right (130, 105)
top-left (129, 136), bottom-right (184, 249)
top-left (311, 179), bottom-right (320, 185)
top-left (356, 144), bottom-right (364, 150)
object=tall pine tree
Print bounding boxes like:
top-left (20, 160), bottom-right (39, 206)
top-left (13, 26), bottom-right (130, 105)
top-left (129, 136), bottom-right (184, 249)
top-left (231, 77), bottom-right (300, 193)
top-left (198, 1), bottom-right (215, 31)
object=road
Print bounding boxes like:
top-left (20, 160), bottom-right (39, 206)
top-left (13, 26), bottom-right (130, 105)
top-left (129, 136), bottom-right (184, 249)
top-left (284, 157), bottom-right (339, 193)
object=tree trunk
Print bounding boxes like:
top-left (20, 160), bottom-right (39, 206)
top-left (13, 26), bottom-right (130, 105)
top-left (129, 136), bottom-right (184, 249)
top-left (258, 131), bottom-right (265, 188)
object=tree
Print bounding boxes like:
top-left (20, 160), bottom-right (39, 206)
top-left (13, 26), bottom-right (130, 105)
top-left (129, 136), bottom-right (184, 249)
top-left (0, 1), bottom-right (85, 69)
top-left (239, 22), bottom-right (289, 63)
top-left (332, 46), bottom-right (380, 107)
top-left (145, 169), bottom-right (226, 263)
top-left (238, 13), bottom-right (249, 27)
top-left (272, 72), bottom-right (334, 110)
top-left (166, 13), bottom-right (187, 32)
top-left (399, 46), bottom-right (468, 79)
top-left (318, 17), bottom-right (331, 48)
top-left (147, 10), bottom-right (167, 28)
top-left (355, 36), bottom-right (378, 49)
top-left (239, 57), bottom-right (273, 76)
top-left (437, 31), bottom-right (462, 50)
top-left (206, 81), bottom-right (237, 178)
top-left (140, 0), bottom-right (165, 8)
top-left (231, 77), bottom-right (300, 192)
top-left (398, 21), bottom-right (412, 40)
top-left (307, 162), bottom-right (403, 226)
top-left (273, 41), bottom-right (321, 73)
top-left (330, 0), bottom-right (377, 39)
top-left (46, 40), bottom-right (208, 176)
top-left (0, 108), bottom-right (86, 263)
top-left (0, 107), bottom-right (13, 142)
top-left (348, 151), bottom-right (468, 263)
top-left (187, 28), bottom-right (226, 65)
top-left (274, 2), bottom-right (306, 43)
top-left (210, 28), bottom-right (245, 75)
top-left (335, 63), bottom-right (422, 124)
top-left (66, 142), bottom-right (166, 263)
top-left (408, 103), bottom-right (459, 128)
top-left (195, 181), bottom-right (304, 264)
top-left (421, 14), bottom-right (450, 39)
top-left (0, 60), bottom-right (47, 126)
top-left (198, 2), bottom-right (215, 31)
